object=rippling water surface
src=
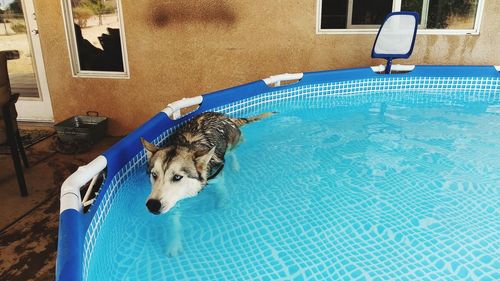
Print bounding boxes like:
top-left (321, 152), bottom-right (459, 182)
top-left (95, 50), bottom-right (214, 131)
top-left (88, 95), bottom-right (500, 281)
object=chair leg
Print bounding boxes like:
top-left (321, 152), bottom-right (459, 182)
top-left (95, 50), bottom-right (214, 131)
top-left (7, 130), bottom-right (28, 196)
top-left (2, 107), bottom-right (28, 197)
top-left (16, 130), bottom-right (29, 168)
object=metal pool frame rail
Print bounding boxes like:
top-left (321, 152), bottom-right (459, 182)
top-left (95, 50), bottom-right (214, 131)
top-left (56, 65), bottom-right (500, 281)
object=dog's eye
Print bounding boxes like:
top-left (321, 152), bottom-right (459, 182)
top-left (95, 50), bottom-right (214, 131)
top-left (151, 171), bottom-right (158, 180)
top-left (172, 175), bottom-right (183, 182)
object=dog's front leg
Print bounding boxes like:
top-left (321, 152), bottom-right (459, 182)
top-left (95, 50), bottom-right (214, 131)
top-left (166, 211), bottom-right (183, 257)
top-left (228, 151), bottom-right (240, 172)
top-left (213, 171), bottom-right (228, 209)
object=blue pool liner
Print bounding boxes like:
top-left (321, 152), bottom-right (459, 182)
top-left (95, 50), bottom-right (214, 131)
top-left (56, 65), bottom-right (500, 281)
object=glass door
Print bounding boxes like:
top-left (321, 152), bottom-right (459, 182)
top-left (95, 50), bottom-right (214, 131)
top-left (0, 0), bottom-right (53, 122)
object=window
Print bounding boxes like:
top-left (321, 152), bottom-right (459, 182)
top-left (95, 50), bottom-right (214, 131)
top-left (62, 0), bottom-right (129, 78)
top-left (317, 0), bottom-right (485, 35)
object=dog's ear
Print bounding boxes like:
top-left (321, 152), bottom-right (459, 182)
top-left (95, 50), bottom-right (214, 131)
top-left (140, 137), bottom-right (159, 160)
top-left (194, 147), bottom-right (215, 174)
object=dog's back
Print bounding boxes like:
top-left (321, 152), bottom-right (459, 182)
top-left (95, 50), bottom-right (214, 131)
top-left (170, 112), bottom-right (273, 178)
top-left (173, 112), bottom-right (239, 173)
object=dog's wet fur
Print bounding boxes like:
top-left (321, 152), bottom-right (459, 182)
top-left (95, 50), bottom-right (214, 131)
top-left (141, 111), bottom-right (274, 214)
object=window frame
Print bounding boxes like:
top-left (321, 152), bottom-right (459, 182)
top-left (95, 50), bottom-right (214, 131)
top-left (61, 0), bottom-right (130, 79)
top-left (317, 0), bottom-right (485, 35)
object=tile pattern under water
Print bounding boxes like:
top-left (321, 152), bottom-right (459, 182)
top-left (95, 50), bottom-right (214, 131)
top-left (88, 97), bottom-right (499, 281)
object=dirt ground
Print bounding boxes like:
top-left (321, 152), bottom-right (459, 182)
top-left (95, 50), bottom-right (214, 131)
top-left (0, 13), bottom-right (120, 75)
top-left (80, 14), bottom-right (121, 49)
top-left (0, 33), bottom-right (33, 75)
top-left (0, 129), bottom-right (119, 281)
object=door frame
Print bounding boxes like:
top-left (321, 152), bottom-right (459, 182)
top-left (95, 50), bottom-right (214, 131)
top-left (14, 0), bottom-right (54, 122)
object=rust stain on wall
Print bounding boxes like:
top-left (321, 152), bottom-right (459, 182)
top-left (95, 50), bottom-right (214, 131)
top-left (151, 6), bottom-right (169, 27)
top-left (446, 36), bottom-right (460, 59)
top-left (461, 36), bottom-right (478, 64)
top-left (148, 0), bottom-right (236, 28)
top-left (422, 36), bottom-right (437, 62)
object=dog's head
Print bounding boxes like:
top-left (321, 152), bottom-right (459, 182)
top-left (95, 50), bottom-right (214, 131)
top-left (140, 137), bottom-right (215, 214)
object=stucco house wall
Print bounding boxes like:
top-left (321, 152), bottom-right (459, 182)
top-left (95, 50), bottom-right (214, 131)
top-left (35, 0), bottom-right (500, 135)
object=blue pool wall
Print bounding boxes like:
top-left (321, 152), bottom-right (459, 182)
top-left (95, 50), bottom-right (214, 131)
top-left (56, 65), bottom-right (500, 281)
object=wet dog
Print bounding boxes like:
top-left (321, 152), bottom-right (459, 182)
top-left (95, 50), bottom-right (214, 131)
top-left (141, 111), bottom-right (274, 255)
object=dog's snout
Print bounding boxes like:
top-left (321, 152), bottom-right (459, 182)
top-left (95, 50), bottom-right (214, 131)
top-left (146, 199), bottom-right (162, 214)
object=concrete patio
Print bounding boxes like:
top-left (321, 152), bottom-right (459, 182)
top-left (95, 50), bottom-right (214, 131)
top-left (0, 124), bottom-right (118, 281)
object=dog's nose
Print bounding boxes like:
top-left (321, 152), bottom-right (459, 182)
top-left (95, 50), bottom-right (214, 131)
top-left (146, 199), bottom-right (162, 214)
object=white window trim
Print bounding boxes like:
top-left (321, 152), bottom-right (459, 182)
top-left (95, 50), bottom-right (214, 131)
top-left (61, 0), bottom-right (130, 79)
top-left (317, 0), bottom-right (485, 35)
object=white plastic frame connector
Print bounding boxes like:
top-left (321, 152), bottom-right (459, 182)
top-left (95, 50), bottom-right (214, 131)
top-left (371, 64), bottom-right (415, 73)
top-left (60, 155), bottom-right (107, 213)
top-left (161, 96), bottom-right (203, 120)
top-left (263, 73), bottom-right (304, 87)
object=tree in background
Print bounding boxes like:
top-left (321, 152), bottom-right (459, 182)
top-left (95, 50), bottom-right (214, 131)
top-left (73, 6), bottom-right (94, 28)
top-left (0, 0), bottom-right (24, 35)
top-left (7, 0), bottom-right (22, 15)
top-left (82, 0), bottom-right (116, 26)
top-left (401, 0), bottom-right (476, 29)
top-left (427, 0), bottom-right (475, 28)
top-left (72, 0), bottom-right (116, 27)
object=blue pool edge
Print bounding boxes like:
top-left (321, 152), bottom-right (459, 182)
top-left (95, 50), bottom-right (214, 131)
top-left (56, 65), bottom-right (500, 281)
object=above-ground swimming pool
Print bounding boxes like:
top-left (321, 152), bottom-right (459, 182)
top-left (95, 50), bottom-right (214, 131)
top-left (57, 66), bottom-right (500, 281)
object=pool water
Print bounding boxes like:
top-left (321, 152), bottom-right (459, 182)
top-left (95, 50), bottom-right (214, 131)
top-left (88, 94), bottom-right (500, 281)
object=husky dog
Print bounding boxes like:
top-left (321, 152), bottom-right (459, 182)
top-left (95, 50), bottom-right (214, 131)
top-left (141, 111), bottom-right (273, 256)
top-left (141, 111), bottom-right (274, 214)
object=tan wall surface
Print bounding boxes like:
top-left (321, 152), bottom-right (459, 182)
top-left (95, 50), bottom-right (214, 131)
top-left (36, 0), bottom-right (500, 136)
